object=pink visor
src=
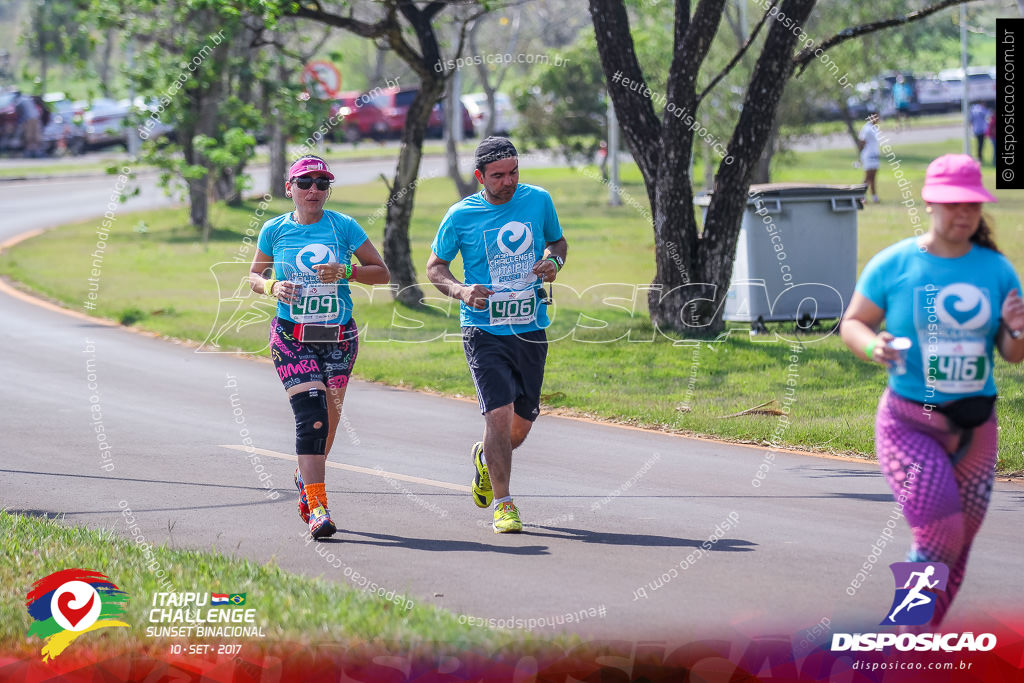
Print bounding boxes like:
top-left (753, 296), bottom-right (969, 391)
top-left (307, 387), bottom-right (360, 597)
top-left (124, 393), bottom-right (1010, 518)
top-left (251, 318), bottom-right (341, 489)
top-left (921, 154), bottom-right (996, 203)
top-left (288, 157), bottom-right (335, 180)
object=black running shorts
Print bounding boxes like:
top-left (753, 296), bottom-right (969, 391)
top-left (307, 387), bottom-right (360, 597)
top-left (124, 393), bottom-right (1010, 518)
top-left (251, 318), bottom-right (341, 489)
top-left (463, 326), bottom-right (547, 421)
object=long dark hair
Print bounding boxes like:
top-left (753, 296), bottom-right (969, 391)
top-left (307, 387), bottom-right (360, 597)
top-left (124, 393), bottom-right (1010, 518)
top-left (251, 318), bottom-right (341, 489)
top-left (971, 214), bottom-right (1001, 254)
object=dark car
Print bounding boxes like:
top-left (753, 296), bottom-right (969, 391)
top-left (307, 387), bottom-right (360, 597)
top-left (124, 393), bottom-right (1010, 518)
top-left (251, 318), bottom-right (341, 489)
top-left (41, 96), bottom-right (86, 155)
top-left (365, 87), bottom-right (474, 139)
top-left (0, 90), bottom-right (19, 150)
top-left (0, 92), bottom-right (74, 156)
top-left (328, 91), bottom-right (389, 141)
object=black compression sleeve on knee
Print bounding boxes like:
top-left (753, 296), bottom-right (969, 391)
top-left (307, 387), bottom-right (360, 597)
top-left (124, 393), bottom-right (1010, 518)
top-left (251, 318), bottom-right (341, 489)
top-left (290, 389), bottom-right (329, 455)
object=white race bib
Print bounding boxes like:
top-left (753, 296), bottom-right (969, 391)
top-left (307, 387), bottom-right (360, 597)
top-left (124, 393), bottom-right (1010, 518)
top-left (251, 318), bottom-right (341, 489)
top-left (289, 283), bottom-right (339, 323)
top-left (487, 289), bottom-right (537, 326)
top-left (924, 340), bottom-right (988, 393)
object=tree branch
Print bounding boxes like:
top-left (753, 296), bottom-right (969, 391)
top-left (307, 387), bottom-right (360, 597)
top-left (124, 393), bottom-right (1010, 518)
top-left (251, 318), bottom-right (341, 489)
top-left (794, 0), bottom-right (985, 74)
top-left (588, 0), bottom-right (662, 189)
top-left (697, 1), bottom-right (778, 104)
top-left (289, 1), bottom-right (390, 40)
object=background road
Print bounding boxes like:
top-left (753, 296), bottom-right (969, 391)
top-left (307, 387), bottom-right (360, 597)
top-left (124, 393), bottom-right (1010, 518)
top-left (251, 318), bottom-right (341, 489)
top-left (2, 136), bottom-right (1020, 645)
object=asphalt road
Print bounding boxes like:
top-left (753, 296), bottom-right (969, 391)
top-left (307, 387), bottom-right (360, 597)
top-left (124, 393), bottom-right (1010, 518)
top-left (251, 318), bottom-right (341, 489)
top-left (1, 148), bottom-right (1021, 645)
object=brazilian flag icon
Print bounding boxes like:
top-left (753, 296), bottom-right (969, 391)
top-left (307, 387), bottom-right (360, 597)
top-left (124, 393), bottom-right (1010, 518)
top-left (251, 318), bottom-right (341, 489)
top-left (229, 593), bottom-right (246, 605)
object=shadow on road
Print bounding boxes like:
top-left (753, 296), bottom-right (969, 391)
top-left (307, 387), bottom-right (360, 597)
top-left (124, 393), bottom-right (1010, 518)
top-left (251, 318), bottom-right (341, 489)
top-left (517, 525), bottom-right (757, 551)
top-left (337, 529), bottom-right (551, 555)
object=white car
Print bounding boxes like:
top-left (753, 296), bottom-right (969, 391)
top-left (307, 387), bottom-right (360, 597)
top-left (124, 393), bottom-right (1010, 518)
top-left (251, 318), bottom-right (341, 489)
top-left (937, 66), bottom-right (996, 105)
top-left (461, 92), bottom-right (520, 136)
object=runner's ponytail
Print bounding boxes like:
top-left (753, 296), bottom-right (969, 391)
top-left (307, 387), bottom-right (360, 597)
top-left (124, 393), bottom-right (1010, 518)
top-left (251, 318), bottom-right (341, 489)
top-left (970, 214), bottom-right (1001, 254)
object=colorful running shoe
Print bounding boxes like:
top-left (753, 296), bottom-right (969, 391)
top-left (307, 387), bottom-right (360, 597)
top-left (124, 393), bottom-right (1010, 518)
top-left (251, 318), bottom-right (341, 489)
top-left (308, 505), bottom-right (336, 539)
top-left (295, 468), bottom-right (310, 523)
top-left (471, 442), bottom-right (492, 508)
top-left (492, 501), bottom-right (522, 534)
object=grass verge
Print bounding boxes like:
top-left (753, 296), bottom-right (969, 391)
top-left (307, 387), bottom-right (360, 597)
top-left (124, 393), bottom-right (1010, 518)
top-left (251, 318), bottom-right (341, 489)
top-left (0, 510), bottom-right (557, 656)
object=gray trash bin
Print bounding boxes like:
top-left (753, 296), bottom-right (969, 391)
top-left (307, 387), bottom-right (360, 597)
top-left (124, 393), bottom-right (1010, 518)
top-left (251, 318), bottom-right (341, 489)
top-left (695, 183), bottom-right (866, 324)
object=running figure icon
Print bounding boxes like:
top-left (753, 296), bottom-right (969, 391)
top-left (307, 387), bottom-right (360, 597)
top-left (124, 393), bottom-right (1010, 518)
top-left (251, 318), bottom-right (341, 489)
top-left (887, 565), bottom-right (939, 623)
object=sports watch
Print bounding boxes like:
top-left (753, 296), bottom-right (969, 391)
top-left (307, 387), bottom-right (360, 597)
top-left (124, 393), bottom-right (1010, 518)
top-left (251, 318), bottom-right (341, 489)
top-left (546, 254), bottom-right (564, 270)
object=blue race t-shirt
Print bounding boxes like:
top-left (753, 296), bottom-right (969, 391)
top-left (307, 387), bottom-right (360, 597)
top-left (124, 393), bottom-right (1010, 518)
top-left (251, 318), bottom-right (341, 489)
top-left (431, 184), bottom-right (563, 335)
top-left (256, 210), bottom-right (368, 325)
top-left (856, 237), bottom-right (1021, 403)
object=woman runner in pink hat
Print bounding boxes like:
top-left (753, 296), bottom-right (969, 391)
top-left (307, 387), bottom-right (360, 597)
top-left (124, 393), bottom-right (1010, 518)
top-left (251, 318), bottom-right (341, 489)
top-left (249, 155), bottom-right (390, 539)
top-left (841, 154), bottom-right (1024, 626)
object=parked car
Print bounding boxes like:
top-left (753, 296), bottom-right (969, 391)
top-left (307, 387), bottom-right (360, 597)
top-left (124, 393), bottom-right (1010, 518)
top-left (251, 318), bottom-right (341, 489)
top-left (41, 93), bottom-right (86, 155)
top-left (79, 98), bottom-right (131, 149)
top-left (938, 67), bottom-right (996, 106)
top-left (0, 90), bottom-right (21, 150)
top-left (364, 87), bottom-right (474, 139)
top-left (912, 75), bottom-right (956, 113)
top-left (328, 91), bottom-right (389, 141)
top-left (461, 92), bottom-right (520, 136)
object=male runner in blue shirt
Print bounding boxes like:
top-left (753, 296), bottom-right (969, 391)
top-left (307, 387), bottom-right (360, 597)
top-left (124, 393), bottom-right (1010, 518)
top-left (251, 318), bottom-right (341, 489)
top-left (427, 137), bottom-right (568, 533)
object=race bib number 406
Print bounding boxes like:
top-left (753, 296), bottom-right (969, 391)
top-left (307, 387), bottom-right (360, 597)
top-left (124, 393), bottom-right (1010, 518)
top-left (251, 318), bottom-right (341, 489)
top-left (290, 283), bottom-right (339, 323)
top-left (488, 290), bottom-right (537, 326)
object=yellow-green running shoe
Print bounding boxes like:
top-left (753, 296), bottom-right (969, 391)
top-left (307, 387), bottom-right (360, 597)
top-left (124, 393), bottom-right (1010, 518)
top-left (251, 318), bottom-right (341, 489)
top-left (471, 441), bottom-right (492, 508)
top-left (492, 501), bottom-right (522, 533)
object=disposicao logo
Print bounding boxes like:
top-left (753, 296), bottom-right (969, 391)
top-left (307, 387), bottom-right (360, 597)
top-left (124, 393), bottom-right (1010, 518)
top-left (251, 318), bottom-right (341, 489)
top-left (882, 562), bottom-right (948, 626)
top-left (831, 561), bottom-right (996, 653)
top-left (26, 569), bottom-right (129, 661)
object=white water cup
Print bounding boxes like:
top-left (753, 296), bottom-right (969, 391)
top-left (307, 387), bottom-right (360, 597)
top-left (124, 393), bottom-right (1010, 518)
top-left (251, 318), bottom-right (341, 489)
top-left (888, 337), bottom-right (912, 375)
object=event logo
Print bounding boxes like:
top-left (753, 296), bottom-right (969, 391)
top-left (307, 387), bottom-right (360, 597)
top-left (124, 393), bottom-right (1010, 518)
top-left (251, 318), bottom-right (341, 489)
top-left (882, 562), bottom-right (949, 626)
top-left (26, 569), bottom-right (129, 662)
top-left (296, 244), bottom-right (336, 274)
top-left (935, 283), bottom-right (990, 330)
top-left (496, 221), bottom-right (533, 256)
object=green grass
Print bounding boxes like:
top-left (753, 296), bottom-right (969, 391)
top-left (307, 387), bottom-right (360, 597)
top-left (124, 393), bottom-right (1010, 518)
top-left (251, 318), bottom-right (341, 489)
top-left (1, 139), bottom-right (1022, 471)
top-left (785, 112), bottom-right (964, 139)
top-left (0, 510), bottom-right (557, 654)
top-left (0, 159), bottom-right (126, 179)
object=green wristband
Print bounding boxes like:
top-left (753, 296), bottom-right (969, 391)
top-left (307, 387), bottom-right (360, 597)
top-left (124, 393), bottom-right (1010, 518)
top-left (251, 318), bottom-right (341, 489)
top-left (864, 338), bottom-right (878, 361)
top-left (546, 257), bottom-right (561, 273)
top-left (344, 264), bottom-right (352, 280)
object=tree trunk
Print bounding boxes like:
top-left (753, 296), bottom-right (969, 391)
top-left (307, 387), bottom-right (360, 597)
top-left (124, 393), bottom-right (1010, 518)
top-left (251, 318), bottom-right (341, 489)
top-left (751, 124), bottom-right (776, 185)
top-left (446, 77), bottom-right (477, 198)
top-left (268, 58), bottom-right (289, 200)
top-left (183, 13), bottom-right (231, 231)
top-left (696, 0), bottom-right (816, 332)
top-left (98, 28), bottom-right (115, 97)
top-left (385, 77), bottom-right (446, 306)
top-left (591, 0), bottom-right (817, 335)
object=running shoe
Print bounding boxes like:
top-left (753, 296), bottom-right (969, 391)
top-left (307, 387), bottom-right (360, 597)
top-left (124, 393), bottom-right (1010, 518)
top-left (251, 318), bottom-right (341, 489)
top-left (492, 500), bottom-right (522, 534)
top-left (471, 442), bottom-right (492, 508)
top-left (308, 505), bottom-right (336, 539)
top-left (295, 468), bottom-right (310, 524)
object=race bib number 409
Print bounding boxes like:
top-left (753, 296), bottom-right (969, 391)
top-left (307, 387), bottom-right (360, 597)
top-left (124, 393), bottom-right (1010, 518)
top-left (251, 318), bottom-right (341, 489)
top-left (488, 290), bottom-right (537, 326)
top-left (290, 283), bottom-right (339, 323)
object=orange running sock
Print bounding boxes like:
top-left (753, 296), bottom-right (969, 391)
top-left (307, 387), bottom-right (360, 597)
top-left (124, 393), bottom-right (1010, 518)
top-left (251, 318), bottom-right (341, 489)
top-left (304, 483), bottom-right (328, 511)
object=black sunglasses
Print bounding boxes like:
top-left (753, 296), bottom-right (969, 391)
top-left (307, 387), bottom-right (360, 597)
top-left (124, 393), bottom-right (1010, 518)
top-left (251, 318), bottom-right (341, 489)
top-left (292, 177), bottom-right (331, 191)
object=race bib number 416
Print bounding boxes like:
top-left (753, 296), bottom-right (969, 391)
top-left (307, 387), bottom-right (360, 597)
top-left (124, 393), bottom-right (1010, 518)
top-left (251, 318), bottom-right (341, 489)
top-left (488, 290), bottom-right (537, 326)
top-left (926, 341), bottom-right (988, 393)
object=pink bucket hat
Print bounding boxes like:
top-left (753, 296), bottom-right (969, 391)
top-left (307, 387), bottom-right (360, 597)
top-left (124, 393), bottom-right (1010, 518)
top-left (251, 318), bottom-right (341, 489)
top-left (288, 157), bottom-right (335, 180)
top-left (921, 154), bottom-right (996, 203)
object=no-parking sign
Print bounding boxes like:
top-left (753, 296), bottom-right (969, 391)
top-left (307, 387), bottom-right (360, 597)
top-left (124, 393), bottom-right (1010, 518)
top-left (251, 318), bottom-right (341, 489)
top-left (301, 61), bottom-right (342, 99)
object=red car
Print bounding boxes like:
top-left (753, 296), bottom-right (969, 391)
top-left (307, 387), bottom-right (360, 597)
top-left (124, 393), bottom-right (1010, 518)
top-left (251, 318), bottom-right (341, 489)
top-left (328, 91), bottom-right (389, 142)
top-left (363, 87), bottom-right (474, 139)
